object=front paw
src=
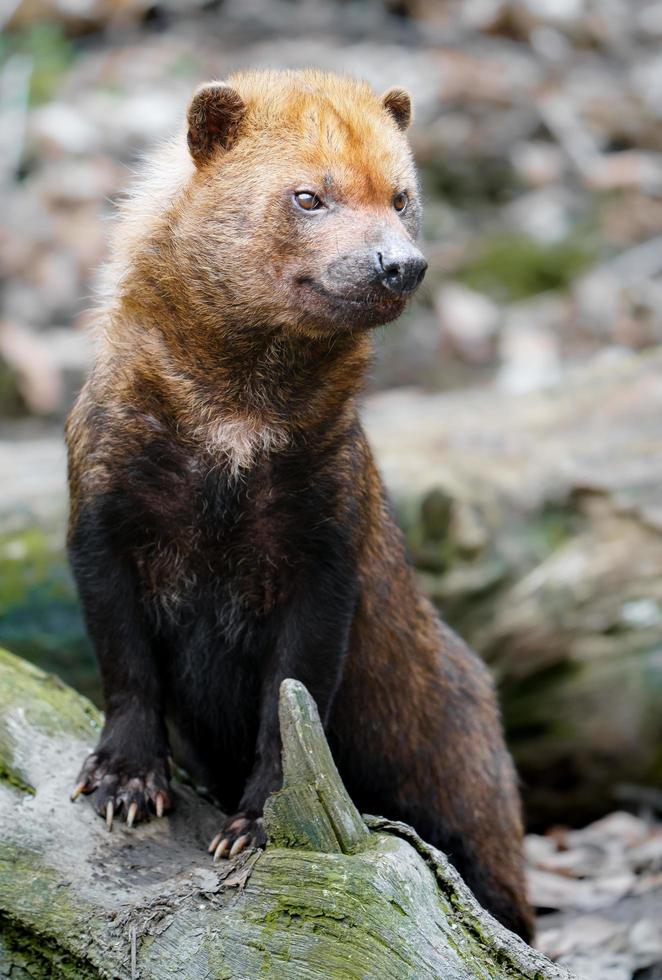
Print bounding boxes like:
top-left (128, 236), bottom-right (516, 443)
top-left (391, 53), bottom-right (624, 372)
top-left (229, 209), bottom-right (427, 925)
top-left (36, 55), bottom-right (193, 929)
top-left (208, 811), bottom-right (266, 862)
top-left (71, 751), bottom-right (171, 830)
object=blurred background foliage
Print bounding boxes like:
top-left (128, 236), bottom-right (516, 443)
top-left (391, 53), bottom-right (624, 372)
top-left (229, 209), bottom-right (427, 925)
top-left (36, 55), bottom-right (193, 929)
top-left (4, 0), bottom-right (662, 408)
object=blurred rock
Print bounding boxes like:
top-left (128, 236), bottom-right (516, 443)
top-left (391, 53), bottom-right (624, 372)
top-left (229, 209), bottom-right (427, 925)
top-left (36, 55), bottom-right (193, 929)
top-left (504, 187), bottom-right (575, 242)
top-left (497, 294), bottom-right (565, 391)
top-left (528, 25), bottom-right (573, 63)
top-left (435, 282), bottom-right (501, 363)
top-left (460, 0), bottom-right (514, 32)
top-left (32, 157), bottom-right (118, 205)
top-left (7, 0), bottom-right (155, 33)
top-left (555, 954), bottom-right (633, 980)
top-left (40, 324), bottom-right (93, 406)
top-left (574, 238), bottom-right (662, 341)
top-left (631, 53), bottom-right (662, 118)
top-left (108, 90), bottom-right (182, 147)
top-left (438, 45), bottom-right (541, 105)
top-left (587, 151), bottom-right (662, 192)
top-left (497, 325), bottom-right (560, 391)
top-left (638, 1), bottom-right (662, 38)
top-left (573, 267), bottom-right (624, 337)
top-left (520, 0), bottom-right (586, 28)
top-left (510, 140), bottom-right (566, 187)
top-left (29, 101), bottom-right (98, 157)
top-left (0, 321), bottom-right (61, 415)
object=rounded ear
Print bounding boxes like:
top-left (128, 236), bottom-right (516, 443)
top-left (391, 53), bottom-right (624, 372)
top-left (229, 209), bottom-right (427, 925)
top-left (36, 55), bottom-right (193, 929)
top-left (381, 87), bottom-right (413, 131)
top-left (187, 82), bottom-right (246, 167)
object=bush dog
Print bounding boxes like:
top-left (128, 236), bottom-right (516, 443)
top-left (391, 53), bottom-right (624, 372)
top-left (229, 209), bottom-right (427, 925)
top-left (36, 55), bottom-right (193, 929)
top-left (67, 69), bottom-right (533, 940)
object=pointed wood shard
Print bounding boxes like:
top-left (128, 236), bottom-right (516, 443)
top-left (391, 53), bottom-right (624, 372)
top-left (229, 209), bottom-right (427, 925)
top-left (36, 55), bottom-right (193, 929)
top-left (263, 678), bottom-right (370, 854)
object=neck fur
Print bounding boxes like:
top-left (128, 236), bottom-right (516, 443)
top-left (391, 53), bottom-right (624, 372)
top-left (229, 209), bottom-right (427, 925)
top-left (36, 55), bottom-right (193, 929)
top-left (103, 296), bottom-right (372, 475)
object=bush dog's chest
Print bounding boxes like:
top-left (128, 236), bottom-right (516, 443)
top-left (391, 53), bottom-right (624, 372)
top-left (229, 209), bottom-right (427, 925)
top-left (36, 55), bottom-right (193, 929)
top-left (127, 431), bottom-right (351, 620)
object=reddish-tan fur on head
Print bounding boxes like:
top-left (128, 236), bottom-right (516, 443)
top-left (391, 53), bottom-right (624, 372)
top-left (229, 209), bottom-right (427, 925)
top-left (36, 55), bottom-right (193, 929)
top-left (107, 69), bottom-right (425, 350)
top-left (83, 69), bottom-right (428, 476)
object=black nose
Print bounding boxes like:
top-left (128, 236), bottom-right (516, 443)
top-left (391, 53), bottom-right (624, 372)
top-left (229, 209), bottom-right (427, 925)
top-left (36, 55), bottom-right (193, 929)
top-left (377, 248), bottom-right (428, 296)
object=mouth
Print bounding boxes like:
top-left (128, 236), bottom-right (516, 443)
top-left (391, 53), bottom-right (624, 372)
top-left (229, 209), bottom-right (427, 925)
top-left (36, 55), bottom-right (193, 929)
top-left (299, 278), bottom-right (406, 311)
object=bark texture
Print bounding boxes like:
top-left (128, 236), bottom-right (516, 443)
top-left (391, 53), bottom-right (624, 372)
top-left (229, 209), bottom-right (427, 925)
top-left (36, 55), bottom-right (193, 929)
top-left (0, 648), bottom-right (572, 979)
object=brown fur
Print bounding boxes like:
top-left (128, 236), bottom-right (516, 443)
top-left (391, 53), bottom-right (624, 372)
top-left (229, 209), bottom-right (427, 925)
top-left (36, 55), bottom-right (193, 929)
top-left (67, 69), bottom-right (533, 939)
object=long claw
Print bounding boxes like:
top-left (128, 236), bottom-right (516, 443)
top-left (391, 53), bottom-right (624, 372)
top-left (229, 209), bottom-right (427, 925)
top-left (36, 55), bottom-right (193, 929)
top-left (126, 801), bottom-right (138, 828)
top-left (105, 800), bottom-right (114, 831)
top-left (229, 834), bottom-right (250, 859)
top-left (70, 782), bottom-right (86, 802)
top-left (213, 838), bottom-right (230, 863)
top-left (208, 832), bottom-right (222, 854)
top-left (155, 792), bottom-right (165, 819)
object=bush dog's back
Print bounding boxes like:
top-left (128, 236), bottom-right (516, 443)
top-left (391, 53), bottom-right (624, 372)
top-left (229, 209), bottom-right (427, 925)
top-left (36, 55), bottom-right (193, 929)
top-left (67, 69), bottom-right (533, 941)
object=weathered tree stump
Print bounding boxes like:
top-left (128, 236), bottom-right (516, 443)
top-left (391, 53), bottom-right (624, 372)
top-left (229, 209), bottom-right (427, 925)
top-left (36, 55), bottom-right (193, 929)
top-left (0, 648), bottom-right (572, 979)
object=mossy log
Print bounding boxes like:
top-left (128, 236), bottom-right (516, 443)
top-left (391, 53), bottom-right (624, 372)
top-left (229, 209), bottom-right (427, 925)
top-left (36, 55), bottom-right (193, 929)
top-left (0, 648), bottom-right (570, 980)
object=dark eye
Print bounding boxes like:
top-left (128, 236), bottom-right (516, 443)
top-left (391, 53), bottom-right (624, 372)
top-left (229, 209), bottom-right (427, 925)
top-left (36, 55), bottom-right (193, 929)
top-left (393, 191), bottom-right (408, 213)
top-left (294, 191), bottom-right (323, 212)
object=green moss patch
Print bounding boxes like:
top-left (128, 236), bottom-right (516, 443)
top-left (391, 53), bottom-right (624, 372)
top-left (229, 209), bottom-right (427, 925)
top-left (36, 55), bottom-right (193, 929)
top-left (0, 647), bottom-right (101, 744)
top-left (458, 233), bottom-right (595, 301)
top-left (0, 914), bottom-right (101, 980)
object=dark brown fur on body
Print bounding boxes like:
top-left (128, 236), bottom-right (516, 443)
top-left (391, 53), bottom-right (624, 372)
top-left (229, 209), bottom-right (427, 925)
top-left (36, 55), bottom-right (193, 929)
top-left (67, 69), bottom-right (533, 940)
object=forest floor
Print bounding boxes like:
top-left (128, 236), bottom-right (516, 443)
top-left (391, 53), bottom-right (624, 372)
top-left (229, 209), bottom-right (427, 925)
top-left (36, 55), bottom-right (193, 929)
top-left (528, 810), bottom-right (662, 980)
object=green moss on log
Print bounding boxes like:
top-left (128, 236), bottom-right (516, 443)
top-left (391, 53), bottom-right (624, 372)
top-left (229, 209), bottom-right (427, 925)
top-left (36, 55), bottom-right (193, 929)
top-left (0, 647), bottom-right (100, 796)
top-left (0, 761), bottom-right (35, 796)
top-left (0, 914), bottom-right (101, 980)
top-left (0, 647), bottom-right (101, 740)
top-left (0, 655), bottom-right (571, 979)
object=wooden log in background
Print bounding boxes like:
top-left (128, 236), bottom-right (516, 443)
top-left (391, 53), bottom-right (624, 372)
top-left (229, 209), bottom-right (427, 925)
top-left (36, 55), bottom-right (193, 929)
top-left (365, 348), bottom-right (662, 825)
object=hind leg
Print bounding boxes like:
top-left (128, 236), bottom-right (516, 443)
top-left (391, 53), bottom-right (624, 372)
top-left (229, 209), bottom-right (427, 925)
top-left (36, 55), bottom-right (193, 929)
top-left (371, 746), bottom-right (534, 942)
top-left (332, 599), bottom-right (533, 942)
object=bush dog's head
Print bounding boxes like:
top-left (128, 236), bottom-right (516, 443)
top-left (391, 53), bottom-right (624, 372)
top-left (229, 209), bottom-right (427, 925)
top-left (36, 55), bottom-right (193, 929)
top-left (177, 70), bottom-right (426, 338)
